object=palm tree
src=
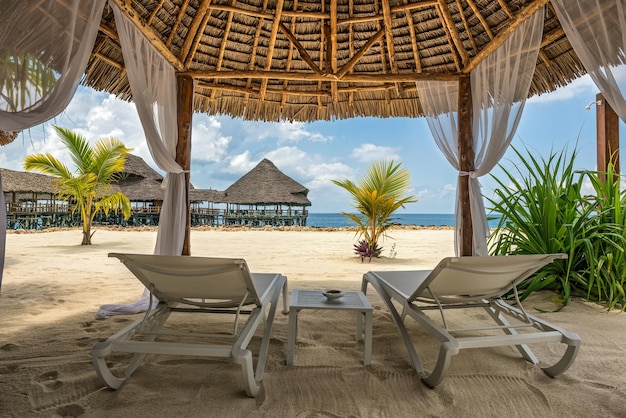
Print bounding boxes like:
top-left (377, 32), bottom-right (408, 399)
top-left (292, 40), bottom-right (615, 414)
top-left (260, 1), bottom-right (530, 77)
top-left (332, 159), bottom-right (417, 261)
top-left (23, 126), bottom-right (132, 245)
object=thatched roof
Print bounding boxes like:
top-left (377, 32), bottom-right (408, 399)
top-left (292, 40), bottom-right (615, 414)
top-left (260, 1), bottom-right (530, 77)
top-left (120, 154), bottom-right (164, 181)
top-left (222, 159), bottom-right (311, 205)
top-left (83, 0), bottom-right (590, 122)
top-left (0, 169), bottom-right (57, 194)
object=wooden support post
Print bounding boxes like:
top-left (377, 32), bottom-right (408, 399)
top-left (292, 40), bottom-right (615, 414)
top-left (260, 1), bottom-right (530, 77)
top-left (458, 74), bottom-right (474, 256)
top-left (176, 74), bottom-right (194, 255)
top-left (596, 93), bottom-right (620, 183)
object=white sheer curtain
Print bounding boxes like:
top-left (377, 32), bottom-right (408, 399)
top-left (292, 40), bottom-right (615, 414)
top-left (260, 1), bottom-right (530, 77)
top-left (0, 0), bottom-right (106, 289)
top-left (551, 0), bottom-right (626, 122)
top-left (417, 8), bottom-right (544, 256)
top-left (96, 2), bottom-right (188, 319)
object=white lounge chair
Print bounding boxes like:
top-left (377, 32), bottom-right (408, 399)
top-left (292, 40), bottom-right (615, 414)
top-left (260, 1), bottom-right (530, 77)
top-left (362, 254), bottom-right (580, 387)
top-left (92, 253), bottom-right (288, 397)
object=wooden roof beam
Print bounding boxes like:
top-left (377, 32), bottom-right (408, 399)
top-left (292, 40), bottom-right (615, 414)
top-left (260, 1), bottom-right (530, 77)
top-left (437, 0), bottom-right (469, 66)
top-left (109, 0), bottom-right (185, 71)
top-left (243, 0), bottom-right (269, 106)
top-left (278, 23), bottom-right (323, 75)
top-left (336, 29), bottom-right (385, 78)
top-left (258, 0), bottom-right (285, 102)
top-left (178, 0), bottom-right (213, 65)
top-left (209, 0), bottom-right (237, 102)
top-left (339, 1), bottom-right (437, 25)
top-left (463, 0), bottom-right (550, 74)
top-left (330, 0), bottom-right (338, 103)
top-left (166, 0), bottom-right (191, 47)
top-left (456, 0), bottom-right (477, 52)
top-left (496, 0), bottom-right (514, 19)
top-left (402, 0), bottom-right (423, 73)
top-left (147, 0), bottom-right (167, 25)
top-left (186, 69), bottom-right (460, 82)
top-left (280, 1), bottom-right (300, 113)
top-left (467, 0), bottom-right (493, 40)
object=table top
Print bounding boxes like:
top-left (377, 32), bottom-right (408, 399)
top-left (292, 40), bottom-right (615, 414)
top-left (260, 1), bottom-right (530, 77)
top-left (289, 290), bottom-right (372, 311)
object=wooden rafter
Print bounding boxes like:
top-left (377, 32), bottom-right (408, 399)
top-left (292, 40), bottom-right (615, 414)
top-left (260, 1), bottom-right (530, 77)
top-left (280, 0), bottom-right (299, 112)
top-left (466, 0), bottom-right (493, 40)
top-left (278, 23), bottom-right (323, 75)
top-left (381, 0), bottom-right (398, 74)
top-left (437, 0), bottom-right (469, 66)
top-left (258, 0), bottom-right (285, 102)
top-left (166, 0), bottom-right (191, 47)
top-left (186, 69), bottom-right (460, 82)
top-left (330, 0), bottom-right (338, 103)
top-left (463, 0), bottom-right (550, 74)
top-left (178, 0), bottom-right (213, 65)
top-left (402, 0), bottom-right (422, 72)
top-left (336, 29), bottom-right (385, 78)
top-left (147, 0), bottom-right (167, 25)
top-left (109, 0), bottom-right (185, 71)
top-left (456, 0), bottom-right (477, 52)
top-left (243, 0), bottom-right (269, 106)
top-left (348, 0), bottom-right (355, 106)
top-left (496, 0), bottom-right (514, 19)
top-left (209, 0), bottom-right (237, 102)
top-left (340, 1), bottom-right (437, 25)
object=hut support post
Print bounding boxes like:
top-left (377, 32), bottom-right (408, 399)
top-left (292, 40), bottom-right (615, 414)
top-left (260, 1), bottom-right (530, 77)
top-left (458, 74), bottom-right (474, 256)
top-left (176, 74), bottom-right (194, 256)
top-left (596, 93), bottom-right (620, 183)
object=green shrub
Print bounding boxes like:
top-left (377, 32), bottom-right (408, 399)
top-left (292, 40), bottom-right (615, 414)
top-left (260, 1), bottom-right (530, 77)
top-left (487, 144), bottom-right (625, 310)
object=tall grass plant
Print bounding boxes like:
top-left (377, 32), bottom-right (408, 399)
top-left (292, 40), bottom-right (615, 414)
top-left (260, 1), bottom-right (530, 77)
top-left (487, 145), bottom-right (625, 310)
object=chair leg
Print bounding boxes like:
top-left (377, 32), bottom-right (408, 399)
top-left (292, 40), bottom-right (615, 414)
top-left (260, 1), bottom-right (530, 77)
top-left (541, 336), bottom-right (580, 377)
top-left (362, 274), bottom-right (424, 375)
top-left (232, 347), bottom-right (260, 397)
top-left (421, 342), bottom-right (457, 388)
top-left (255, 275), bottom-right (286, 382)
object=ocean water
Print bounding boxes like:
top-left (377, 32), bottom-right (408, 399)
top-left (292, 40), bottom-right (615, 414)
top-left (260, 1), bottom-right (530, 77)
top-left (306, 213), bottom-right (501, 228)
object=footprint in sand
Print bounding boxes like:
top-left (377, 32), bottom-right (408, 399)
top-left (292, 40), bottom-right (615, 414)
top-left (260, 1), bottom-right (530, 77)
top-left (36, 370), bottom-right (63, 392)
top-left (76, 336), bottom-right (92, 347)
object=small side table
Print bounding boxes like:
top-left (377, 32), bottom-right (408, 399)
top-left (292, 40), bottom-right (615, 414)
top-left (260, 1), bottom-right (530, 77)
top-left (286, 290), bottom-right (373, 366)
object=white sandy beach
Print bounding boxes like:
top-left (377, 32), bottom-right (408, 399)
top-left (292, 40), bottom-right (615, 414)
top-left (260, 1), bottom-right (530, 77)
top-left (0, 227), bottom-right (624, 417)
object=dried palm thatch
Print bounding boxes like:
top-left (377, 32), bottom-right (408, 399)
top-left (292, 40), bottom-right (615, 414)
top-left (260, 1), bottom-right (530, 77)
top-left (0, 131), bottom-right (18, 146)
top-left (79, 0), bottom-right (595, 123)
top-left (223, 159), bottom-right (311, 205)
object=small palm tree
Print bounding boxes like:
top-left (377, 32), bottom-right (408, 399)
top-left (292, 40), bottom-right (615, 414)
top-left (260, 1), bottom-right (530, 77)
top-left (332, 159), bottom-right (417, 261)
top-left (23, 126), bottom-right (132, 245)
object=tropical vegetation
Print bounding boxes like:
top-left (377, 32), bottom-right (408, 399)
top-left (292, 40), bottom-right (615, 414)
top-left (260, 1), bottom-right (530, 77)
top-left (487, 144), bottom-right (626, 310)
top-left (332, 159), bottom-right (417, 262)
top-left (23, 126), bottom-right (132, 245)
top-left (0, 50), bottom-right (57, 144)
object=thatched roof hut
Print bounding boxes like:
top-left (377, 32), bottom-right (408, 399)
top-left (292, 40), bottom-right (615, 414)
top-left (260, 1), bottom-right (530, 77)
top-left (86, 0), bottom-right (588, 122)
top-left (0, 169), bottom-right (57, 194)
top-left (222, 159), bottom-right (311, 206)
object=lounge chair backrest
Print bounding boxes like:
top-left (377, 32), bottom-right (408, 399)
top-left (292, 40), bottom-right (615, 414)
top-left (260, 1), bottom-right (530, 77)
top-left (109, 253), bottom-right (260, 306)
top-left (411, 254), bottom-right (567, 301)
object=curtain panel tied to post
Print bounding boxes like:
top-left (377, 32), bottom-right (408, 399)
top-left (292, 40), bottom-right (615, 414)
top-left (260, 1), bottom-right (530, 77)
top-left (0, 0), bottom-right (106, 290)
top-left (95, 1), bottom-right (188, 319)
top-left (416, 8), bottom-right (545, 256)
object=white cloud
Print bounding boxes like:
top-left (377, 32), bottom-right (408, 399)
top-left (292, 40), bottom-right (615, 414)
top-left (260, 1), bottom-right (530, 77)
top-left (242, 121), bottom-right (333, 143)
top-left (191, 117), bottom-right (231, 163)
top-left (226, 151), bottom-right (257, 174)
top-left (351, 143), bottom-right (400, 162)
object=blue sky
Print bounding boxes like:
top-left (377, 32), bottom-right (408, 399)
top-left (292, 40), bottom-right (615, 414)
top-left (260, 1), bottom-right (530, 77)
top-left (1, 74), bottom-right (624, 214)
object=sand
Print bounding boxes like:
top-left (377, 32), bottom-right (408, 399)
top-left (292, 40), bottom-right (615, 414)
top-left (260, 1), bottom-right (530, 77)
top-left (0, 227), bottom-right (624, 417)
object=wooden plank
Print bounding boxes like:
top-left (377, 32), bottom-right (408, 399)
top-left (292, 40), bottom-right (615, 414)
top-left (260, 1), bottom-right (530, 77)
top-left (185, 69), bottom-right (460, 82)
top-left (458, 75), bottom-right (474, 256)
top-left (596, 93), bottom-right (620, 183)
top-left (176, 74), bottom-right (194, 256)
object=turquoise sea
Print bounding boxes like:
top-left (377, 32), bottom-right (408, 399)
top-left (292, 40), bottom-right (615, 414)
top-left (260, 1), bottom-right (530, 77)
top-left (306, 213), bottom-right (502, 228)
